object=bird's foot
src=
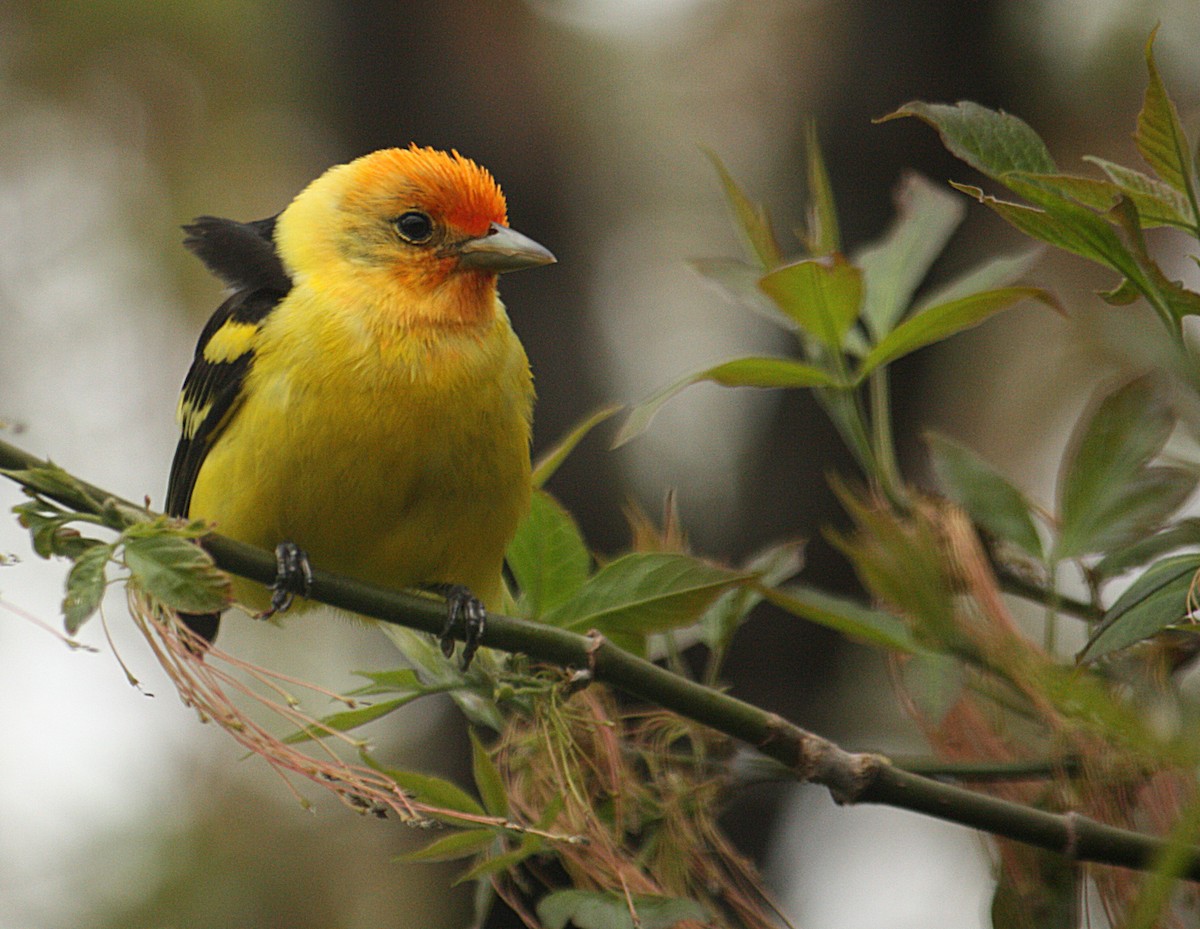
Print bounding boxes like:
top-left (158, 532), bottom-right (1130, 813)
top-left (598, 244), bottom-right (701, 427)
top-left (428, 584), bottom-right (486, 670)
top-left (259, 541), bottom-right (313, 618)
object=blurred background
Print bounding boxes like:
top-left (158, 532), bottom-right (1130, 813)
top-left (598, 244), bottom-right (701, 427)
top-left (1, 2), bottom-right (1198, 927)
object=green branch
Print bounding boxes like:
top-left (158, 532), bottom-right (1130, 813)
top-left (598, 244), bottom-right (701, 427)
top-left (0, 434), bottom-right (1196, 879)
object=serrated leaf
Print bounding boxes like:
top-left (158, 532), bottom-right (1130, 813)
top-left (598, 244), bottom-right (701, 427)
top-left (689, 257), bottom-right (800, 331)
top-left (540, 552), bottom-right (753, 642)
top-left (1007, 171), bottom-right (1124, 213)
top-left (62, 542), bottom-right (114, 634)
top-left (882, 100), bottom-right (1057, 178)
top-left (703, 149), bottom-right (781, 268)
top-left (532, 404), bottom-right (623, 489)
top-left (759, 256), bottom-right (863, 351)
top-left (122, 533), bottom-right (231, 613)
top-left (1083, 157), bottom-right (1195, 227)
top-left (803, 122), bottom-right (841, 255)
top-left (927, 432), bottom-right (1043, 558)
top-left (470, 729), bottom-right (508, 818)
top-left (52, 531), bottom-right (105, 561)
top-left (25, 512), bottom-right (67, 559)
top-left (1080, 554), bottom-right (1200, 662)
top-left (399, 828), bottom-right (496, 863)
top-left (381, 767), bottom-right (484, 818)
top-left (857, 286), bottom-right (1054, 379)
top-left (1135, 29), bottom-right (1197, 200)
top-left (856, 172), bottom-right (965, 338)
top-left (763, 583), bottom-right (918, 652)
top-left (613, 356), bottom-right (842, 446)
top-left (1056, 376), bottom-right (1194, 559)
top-left (1094, 519), bottom-right (1200, 581)
top-left (507, 490), bottom-right (590, 619)
top-left (954, 183), bottom-right (1146, 286)
top-left (539, 891), bottom-right (707, 929)
top-left (284, 695), bottom-right (419, 744)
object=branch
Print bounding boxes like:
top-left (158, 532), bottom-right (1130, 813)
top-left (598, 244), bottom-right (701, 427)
top-left (995, 565), bottom-right (1103, 622)
top-left (0, 435), bottom-right (1195, 879)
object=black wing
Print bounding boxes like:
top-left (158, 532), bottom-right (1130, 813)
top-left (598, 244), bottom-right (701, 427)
top-left (182, 215), bottom-right (288, 292)
top-left (166, 216), bottom-right (291, 518)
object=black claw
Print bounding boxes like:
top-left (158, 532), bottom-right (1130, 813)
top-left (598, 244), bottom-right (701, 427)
top-left (430, 584), bottom-right (487, 669)
top-left (266, 541), bottom-right (312, 617)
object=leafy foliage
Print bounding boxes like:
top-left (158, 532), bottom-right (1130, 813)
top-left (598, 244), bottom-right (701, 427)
top-left (9, 25), bottom-right (1200, 929)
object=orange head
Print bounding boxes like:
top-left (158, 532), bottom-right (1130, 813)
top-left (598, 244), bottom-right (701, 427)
top-left (275, 145), bottom-right (554, 327)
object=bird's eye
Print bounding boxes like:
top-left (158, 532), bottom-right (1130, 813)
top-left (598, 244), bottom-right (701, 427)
top-left (394, 211), bottom-right (434, 244)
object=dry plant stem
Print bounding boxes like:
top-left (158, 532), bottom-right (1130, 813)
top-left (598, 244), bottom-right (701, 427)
top-left (0, 435), bottom-right (1196, 880)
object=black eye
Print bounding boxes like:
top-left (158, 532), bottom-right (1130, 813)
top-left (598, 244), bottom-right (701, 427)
top-left (395, 211), bottom-right (434, 244)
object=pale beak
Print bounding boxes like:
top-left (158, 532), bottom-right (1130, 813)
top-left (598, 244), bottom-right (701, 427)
top-left (457, 222), bottom-right (556, 272)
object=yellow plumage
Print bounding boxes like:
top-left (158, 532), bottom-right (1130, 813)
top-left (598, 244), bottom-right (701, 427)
top-left (168, 147), bottom-right (553, 639)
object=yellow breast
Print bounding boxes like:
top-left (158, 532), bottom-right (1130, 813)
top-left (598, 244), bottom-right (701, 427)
top-left (187, 284), bottom-right (533, 613)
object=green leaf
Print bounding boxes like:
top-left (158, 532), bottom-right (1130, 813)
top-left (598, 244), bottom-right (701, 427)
top-left (0, 463), bottom-right (97, 509)
top-left (953, 183), bottom-right (1145, 286)
top-left (613, 356), bottom-right (842, 446)
top-left (1080, 554), bottom-right (1200, 662)
top-left (1104, 195), bottom-right (1200, 324)
top-left (457, 833), bottom-right (544, 883)
top-left (914, 246), bottom-right (1042, 311)
top-left (703, 149), bottom-right (781, 268)
top-left (803, 122), bottom-right (841, 255)
top-left (1094, 519), bottom-right (1200, 581)
top-left (507, 490), bottom-right (590, 619)
top-left (532, 404), bottom-right (623, 489)
top-left (540, 552), bottom-right (753, 642)
top-left (350, 667), bottom-right (423, 695)
top-left (857, 286), bottom-right (1055, 379)
top-left (689, 257), bottom-right (800, 331)
top-left (122, 533), bottom-right (231, 613)
top-left (882, 100), bottom-right (1057, 178)
top-left (900, 651), bottom-right (964, 724)
top-left (470, 729), bottom-right (508, 818)
top-left (1083, 157), bottom-right (1194, 227)
top-left (856, 172), bottom-right (965, 338)
top-left (926, 432), bottom-right (1043, 558)
top-left (1055, 376), bottom-right (1195, 559)
top-left (700, 540), bottom-right (805, 658)
top-left (538, 890), bottom-right (707, 929)
top-left (62, 542), bottom-right (114, 634)
top-left (759, 256), bottom-right (863, 351)
top-left (763, 583), bottom-right (919, 652)
top-left (19, 507), bottom-right (68, 559)
top-left (283, 696), bottom-right (419, 744)
top-left (1006, 171), bottom-right (1124, 213)
top-left (399, 828), bottom-right (496, 863)
top-left (1135, 28), bottom-right (1197, 200)
top-left (381, 767), bottom-right (485, 818)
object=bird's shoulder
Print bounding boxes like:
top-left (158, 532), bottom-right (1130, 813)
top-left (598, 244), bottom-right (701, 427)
top-left (166, 217), bottom-right (293, 517)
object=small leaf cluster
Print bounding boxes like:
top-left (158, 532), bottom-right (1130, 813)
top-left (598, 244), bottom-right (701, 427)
top-left (887, 31), bottom-right (1200, 668)
top-left (6, 464), bottom-right (229, 634)
top-left (886, 28), bottom-right (1200, 338)
top-left (619, 128), bottom-right (1055, 499)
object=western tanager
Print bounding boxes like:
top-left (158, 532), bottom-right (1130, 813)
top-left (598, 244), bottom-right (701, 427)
top-left (166, 146), bottom-right (554, 659)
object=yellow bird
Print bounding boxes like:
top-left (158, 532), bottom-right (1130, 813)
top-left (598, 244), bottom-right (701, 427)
top-left (166, 146), bottom-right (554, 660)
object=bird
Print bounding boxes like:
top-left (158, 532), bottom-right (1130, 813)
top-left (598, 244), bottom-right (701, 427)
top-left (165, 146), bottom-right (554, 661)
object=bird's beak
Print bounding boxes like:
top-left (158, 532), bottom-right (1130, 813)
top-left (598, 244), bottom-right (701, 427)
top-left (457, 222), bottom-right (556, 273)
